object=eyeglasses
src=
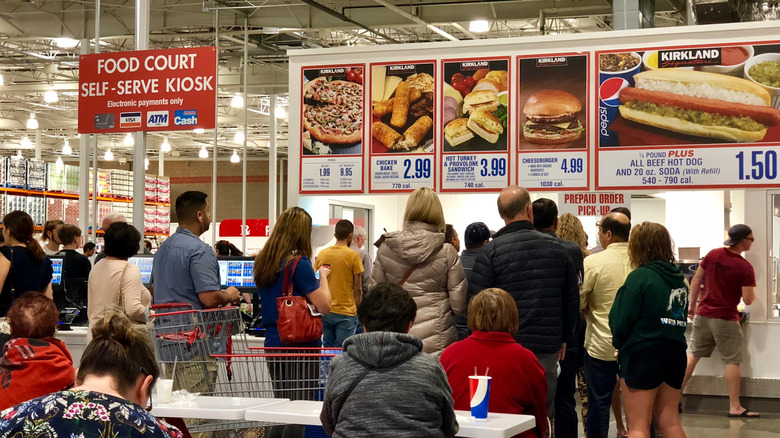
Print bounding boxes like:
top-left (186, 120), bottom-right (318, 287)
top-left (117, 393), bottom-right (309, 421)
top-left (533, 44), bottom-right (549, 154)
top-left (745, 237), bottom-right (755, 242)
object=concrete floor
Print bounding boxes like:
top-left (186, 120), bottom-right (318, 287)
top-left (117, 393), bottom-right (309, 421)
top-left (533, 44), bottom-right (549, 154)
top-left (576, 412), bottom-right (779, 437)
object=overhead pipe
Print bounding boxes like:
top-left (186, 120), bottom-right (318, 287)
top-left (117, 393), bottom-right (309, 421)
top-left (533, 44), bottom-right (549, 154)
top-left (297, 0), bottom-right (402, 44)
top-left (372, 0), bottom-right (459, 41)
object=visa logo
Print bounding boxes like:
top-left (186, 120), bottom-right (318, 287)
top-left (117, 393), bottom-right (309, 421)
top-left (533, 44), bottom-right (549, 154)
top-left (147, 111), bottom-right (169, 127)
top-left (174, 109), bottom-right (198, 126)
top-left (120, 112), bottom-right (142, 128)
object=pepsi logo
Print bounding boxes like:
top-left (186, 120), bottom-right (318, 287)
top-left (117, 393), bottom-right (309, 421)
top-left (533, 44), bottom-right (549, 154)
top-left (599, 77), bottom-right (630, 107)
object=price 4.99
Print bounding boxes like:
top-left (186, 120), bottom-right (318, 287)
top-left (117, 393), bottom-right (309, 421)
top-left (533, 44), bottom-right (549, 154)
top-left (561, 158), bottom-right (584, 174)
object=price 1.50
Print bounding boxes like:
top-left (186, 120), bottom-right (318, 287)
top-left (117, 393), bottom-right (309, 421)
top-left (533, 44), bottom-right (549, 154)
top-left (736, 150), bottom-right (778, 181)
top-left (480, 158), bottom-right (506, 177)
top-left (560, 158), bottom-right (584, 174)
top-left (403, 158), bottom-right (431, 179)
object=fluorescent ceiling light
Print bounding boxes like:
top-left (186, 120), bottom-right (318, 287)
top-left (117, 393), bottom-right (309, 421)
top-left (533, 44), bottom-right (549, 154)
top-left (26, 113), bottom-right (38, 129)
top-left (104, 149), bottom-right (114, 161)
top-left (20, 136), bottom-right (31, 149)
top-left (0, 74), bottom-right (4, 86)
top-left (144, 157), bottom-right (149, 170)
top-left (234, 131), bottom-right (245, 143)
top-left (469, 19), bottom-right (490, 33)
top-left (56, 157), bottom-right (63, 166)
top-left (44, 88), bottom-right (58, 104)
top-left (199, 146), bottom-right (208, 158)
top-left (124, 133), bottom-right (134, 146)
top-left (276, 106), bottom-right (287, 119)
top-left (54, 38), bottom-right (79, 48)
top-left (13, 150), bottom-right (22, 160)
top-left (231, 150), bottom-right (240, 163)
top-left (62, 139), bottom-right (72, 155)
top-left (161, 137), bottom-right (171, 152)
top-left (231, 93), bottom-right (244, 108)
top-left (193, 128), bottom-right (205, 134)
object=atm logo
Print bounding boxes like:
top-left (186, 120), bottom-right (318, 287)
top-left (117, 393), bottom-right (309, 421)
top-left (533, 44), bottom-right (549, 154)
top-left (174, 110), bottom-right (198, 126)
top-left (147, 111), bottom-right (169, 127)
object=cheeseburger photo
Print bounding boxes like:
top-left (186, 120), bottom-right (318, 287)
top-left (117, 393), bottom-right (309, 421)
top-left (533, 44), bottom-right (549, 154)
top-left (522, 90), bottom-right (584, 145)
top-left (619, 69), bottom-right (780, 142)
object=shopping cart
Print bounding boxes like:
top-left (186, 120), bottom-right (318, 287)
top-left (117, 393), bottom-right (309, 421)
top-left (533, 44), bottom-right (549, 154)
top-left (148, 303), bottom-right (341, 434)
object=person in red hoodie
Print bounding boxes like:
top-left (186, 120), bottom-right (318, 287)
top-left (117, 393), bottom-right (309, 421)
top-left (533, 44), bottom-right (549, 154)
top-left (440, 287), bottom-right (548, 438)
top-left (0, 291), bottom-right (75, 410)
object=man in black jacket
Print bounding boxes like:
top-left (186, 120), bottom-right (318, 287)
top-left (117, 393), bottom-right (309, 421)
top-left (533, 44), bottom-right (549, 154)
top-left (533, 198), bottom-right (585, 438)
top-left (468, 186), bottom-right (579, 431)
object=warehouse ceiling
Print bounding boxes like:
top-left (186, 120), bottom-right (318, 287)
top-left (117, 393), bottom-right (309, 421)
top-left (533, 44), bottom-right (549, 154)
top-left (0, 0), bottom-right (692, 161)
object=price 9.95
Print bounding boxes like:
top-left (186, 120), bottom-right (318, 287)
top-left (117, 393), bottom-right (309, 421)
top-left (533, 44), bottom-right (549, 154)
top-left (403, 158), bottom-right (431, 179)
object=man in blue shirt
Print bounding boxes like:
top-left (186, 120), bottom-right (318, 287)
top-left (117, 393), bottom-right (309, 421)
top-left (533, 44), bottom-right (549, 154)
top-left (152, 191), bottom-right (240, 309)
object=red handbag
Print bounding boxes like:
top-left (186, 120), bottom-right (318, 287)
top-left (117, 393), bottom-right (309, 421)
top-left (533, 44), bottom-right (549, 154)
top-left (276, 256), bottom-right (323, 344)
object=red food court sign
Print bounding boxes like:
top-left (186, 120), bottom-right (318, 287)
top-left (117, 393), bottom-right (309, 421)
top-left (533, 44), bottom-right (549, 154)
top-left (78, 47), bottom-right (217, 134)
top-left (219, 219), bottom-right (270, 237)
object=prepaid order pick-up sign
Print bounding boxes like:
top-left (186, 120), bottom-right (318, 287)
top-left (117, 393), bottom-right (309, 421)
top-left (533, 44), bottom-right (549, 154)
top-left (78, 47), bottom-right (217, 134)
top-left (558, 192), bottom-right (630, 217)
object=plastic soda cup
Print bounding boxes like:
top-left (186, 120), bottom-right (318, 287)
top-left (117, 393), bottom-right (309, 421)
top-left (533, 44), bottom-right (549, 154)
top-left (468, 375), bottom-right (491, 419)
top-left (156, 379), bottom-right (174, 404)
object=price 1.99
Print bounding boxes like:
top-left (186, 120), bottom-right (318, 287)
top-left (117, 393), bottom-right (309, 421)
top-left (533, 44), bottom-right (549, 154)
top-left (480, 158), bottom-right (506, 177)
top-left (319, 168), bottom-right (330, 177)
top-left (403, 158), bottom-right (431, 179)
top-left (560, 158), bottom-right (584, 174)
top-left (736, 150), bottom-right (777, 181)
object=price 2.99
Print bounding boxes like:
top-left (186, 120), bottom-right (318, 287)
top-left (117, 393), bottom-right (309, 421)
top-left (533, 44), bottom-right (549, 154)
top-left (736, 150), bottom-right (778, 181)
top-left (403, 158), bottom-right (431, 179)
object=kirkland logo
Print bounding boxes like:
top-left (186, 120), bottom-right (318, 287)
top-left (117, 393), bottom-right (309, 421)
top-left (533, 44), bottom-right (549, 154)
top-left (174, 110), bottom-right (198, 126)
top-left (147, 111), bottom-right (169, 127)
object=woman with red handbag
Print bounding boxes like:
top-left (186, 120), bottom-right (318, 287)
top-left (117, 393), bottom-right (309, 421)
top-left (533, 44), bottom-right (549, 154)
top-left (254, 207), bottom-right (331, 405)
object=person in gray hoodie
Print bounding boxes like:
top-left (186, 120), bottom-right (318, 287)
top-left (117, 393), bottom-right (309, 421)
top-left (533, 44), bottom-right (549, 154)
top-left (321, 281), bottom-right (459, 438)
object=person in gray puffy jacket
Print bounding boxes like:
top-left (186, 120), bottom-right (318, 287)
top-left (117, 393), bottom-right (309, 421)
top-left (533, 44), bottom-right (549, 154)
top-left (321, 281), bottom-right (458, 438)
top-left (370, 187), bottom-right (467, 356)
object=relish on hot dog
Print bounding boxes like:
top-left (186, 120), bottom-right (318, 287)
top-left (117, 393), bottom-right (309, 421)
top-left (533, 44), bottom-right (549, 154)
top-left (618, 69), bottom-right (780, 142)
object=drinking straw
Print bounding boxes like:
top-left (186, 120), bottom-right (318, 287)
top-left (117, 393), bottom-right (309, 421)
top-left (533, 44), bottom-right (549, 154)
top-left (485, 367), bottom-right (489, 377)
top-left (474, 366), bottom-right (477, 377)
top-left (171, 357), bottom-right (178, 381)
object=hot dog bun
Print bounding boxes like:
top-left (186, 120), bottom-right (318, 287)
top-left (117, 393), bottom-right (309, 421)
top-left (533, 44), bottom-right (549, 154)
top-left (619, 106), bottom-right (767, 143)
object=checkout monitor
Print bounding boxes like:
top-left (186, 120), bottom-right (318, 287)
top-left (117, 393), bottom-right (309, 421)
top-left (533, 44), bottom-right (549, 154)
top-left (128, 255), bottom-right (154, 287)
top-left (50, 255), bottom-right (64, 285)
top-left (219, 257), bottom-right (256, 292)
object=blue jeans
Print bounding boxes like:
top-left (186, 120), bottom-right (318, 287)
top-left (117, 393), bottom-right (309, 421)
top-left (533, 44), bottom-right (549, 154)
top-left (322, 312), bottom-right (358, 348)
top-left (583, 351), bottom-right (620, 438)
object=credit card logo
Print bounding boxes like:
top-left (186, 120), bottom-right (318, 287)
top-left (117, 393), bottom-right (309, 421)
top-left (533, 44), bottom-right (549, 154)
top-left (94, 113), bottom-right (115, 130)
top-left (120, 112), bottom-right (142, 128)
top-left (174, 110), bottom-right (198, 126)
top-left (147, 111), bottom-right (169, 127)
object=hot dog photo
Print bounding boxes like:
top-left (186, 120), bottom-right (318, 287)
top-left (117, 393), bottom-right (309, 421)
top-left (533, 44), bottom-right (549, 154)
top-left (518, 55), bottom-right (588, 150)
top-left (301, 66), bottom-right (364, 156)
top-left (370, 62), bottom-right (435, 154)
top-left (441, 58), bottom-right (509, 152)
top-left (598, 44), bottom-right (780, 147)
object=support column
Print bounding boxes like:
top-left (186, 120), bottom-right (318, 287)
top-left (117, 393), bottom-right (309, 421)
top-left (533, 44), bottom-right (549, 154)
top-left (211, 8), bottom-right (220, 246)
top-left (269, 96), bottom-right (278, 232)
top-left (133, 0), bottom-right (149, 242)
top-left (159, 147), bottom-right (164, 176)
top-left (34, 131), bottom-right (41, 160)
top-left (613, 0), bottom-right (655, 29)
top-left (92, 0), bottom-right (101, 242)
top-left (241, 18), bottom-right (248, 253)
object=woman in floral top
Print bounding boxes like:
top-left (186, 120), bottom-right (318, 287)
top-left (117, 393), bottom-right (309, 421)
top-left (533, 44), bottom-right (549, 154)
top-left (0, 310), bottom-right (181, 438)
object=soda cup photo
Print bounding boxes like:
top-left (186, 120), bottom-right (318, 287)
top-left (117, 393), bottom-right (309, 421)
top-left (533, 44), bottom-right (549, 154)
top-left (468, 375), bottom-right (491, 419)
top-left (598, 52), bottom-right (642, 146)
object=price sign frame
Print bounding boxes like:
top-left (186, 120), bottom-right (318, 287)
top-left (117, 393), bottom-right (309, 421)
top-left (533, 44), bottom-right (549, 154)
top-left (299, 63), bottom-right (366, 194)
top-left (439, 56), bottom-right (511, 192)
top-left (516, 52), bottom-right (591, 191)
top-left (368, 60), bottom-right (437, 193)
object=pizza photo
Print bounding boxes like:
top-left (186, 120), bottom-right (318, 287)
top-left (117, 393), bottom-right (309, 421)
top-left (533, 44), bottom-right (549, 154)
top-left (302, 66), bottom-right (364, 156)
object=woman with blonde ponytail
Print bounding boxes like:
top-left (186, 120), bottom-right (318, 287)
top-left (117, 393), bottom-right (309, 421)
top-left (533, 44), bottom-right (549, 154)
top-left (0, 211), bottom-right (53, 317)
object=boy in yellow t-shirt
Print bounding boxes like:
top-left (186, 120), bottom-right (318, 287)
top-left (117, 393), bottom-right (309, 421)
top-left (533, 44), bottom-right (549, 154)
top-left (314, 219), bottom-right (364, 348)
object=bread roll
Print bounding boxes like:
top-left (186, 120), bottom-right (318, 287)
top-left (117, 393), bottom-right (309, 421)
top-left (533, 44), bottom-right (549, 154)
top-left (372, 121), bottom-right (402, 148)
top-left (391, 82), bottom-right (410, 128)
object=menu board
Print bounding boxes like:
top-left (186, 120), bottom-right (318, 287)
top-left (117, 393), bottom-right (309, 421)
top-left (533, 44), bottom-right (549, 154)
top-left (369, 61), bottom-right (436, 192)
top-left (517, 54), bottom-right (589, 190)
top-left (299, 65), bottom-right (364, 193)
top-left (597, 42), bottom-right (780, 189)
top-left (440, 58), bottom-right (510, 191)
